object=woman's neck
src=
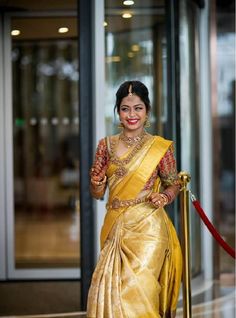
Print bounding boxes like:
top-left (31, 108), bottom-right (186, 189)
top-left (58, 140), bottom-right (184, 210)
top-left (122, 127), bottom-right (145, 138)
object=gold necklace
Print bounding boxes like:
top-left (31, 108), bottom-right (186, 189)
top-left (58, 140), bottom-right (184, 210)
top-left (119, 130), bottom-right (146, 148)
top-left (110, 132), bottom-right (150, 180)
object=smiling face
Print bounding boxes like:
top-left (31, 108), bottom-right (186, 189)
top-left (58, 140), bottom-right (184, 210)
top-left (119, 95), bottom-right (147, 134)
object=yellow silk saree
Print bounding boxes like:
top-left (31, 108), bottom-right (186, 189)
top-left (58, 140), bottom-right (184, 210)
top-left (87, 135), bottom-right (182, 318)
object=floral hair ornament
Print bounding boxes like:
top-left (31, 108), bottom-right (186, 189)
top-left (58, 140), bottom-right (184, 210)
top-left (128, 84), bottom-right (134, 96)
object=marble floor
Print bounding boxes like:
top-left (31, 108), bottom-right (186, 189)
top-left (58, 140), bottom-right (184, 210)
top-left (175, 273), bottom-right (236, 318)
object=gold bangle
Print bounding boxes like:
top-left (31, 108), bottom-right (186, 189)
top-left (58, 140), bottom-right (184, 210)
top-left (159, 193), bottom-right (169, 205)
top-left (91, 175), bottom-right (107, 186)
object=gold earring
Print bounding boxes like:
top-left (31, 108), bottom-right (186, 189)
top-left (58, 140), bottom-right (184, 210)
top-left (117, 122), bottom-right (124, 129)
top-left (144, 117), bottom-right (151, 128)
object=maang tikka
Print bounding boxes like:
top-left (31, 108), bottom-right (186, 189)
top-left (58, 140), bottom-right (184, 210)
top-left (128, 84), bottom-right (134, 96)
top-left (117, 84), bottom-right (133, 129)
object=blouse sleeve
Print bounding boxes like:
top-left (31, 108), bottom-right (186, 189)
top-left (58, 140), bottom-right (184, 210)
top-left (158, 144), bottom-right (181, 189)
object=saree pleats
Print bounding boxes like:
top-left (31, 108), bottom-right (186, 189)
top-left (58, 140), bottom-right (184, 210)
top-left (87, 203), bottom-right (182, 318)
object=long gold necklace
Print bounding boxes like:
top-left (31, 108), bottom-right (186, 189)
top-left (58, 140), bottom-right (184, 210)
top-left (110, 131), bottom-right (150, 179)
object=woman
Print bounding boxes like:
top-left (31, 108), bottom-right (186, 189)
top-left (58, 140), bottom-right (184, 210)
top-left (87, 81), bottom-right (182, 318)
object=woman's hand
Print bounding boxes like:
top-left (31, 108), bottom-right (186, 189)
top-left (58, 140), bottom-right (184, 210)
top-left (90, 161), bottom-right (107, 184)
top-left (148, 192), bottom-right (169, 209)
top-left (90, 142), bottom-right (108, 184)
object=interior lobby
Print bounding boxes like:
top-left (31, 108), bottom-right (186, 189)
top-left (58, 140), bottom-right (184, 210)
top-left (0, 0), bottom-right (235, 317)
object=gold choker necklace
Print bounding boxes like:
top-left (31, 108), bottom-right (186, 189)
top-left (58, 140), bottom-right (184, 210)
top-left (119, 130), bottom-right (147, 148)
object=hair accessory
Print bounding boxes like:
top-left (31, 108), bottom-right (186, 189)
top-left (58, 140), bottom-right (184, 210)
top-left (128, 84), bottom-right (133, 96)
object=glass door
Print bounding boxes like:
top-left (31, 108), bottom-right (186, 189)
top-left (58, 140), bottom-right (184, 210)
top-left (104, 0), bottom-right (168, 137)
top-left (4, 13), bottom-right (80, 278)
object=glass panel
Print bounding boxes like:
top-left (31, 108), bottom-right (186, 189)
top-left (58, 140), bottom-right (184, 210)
top-left (104, 0), bottom-right (168, 137)
top-left (12, 17), bottom-right (80, 269)
top-left (214, 1), bottom-right (235, 275)
top-left (179, 0), bottom-right (201, 276)
top-left (105, 0), bottom-right (201, 276)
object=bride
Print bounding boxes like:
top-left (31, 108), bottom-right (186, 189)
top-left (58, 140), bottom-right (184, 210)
top-left (87, 80), bottom-right (182, 318)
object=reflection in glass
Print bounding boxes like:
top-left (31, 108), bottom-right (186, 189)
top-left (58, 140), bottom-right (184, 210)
top-left (215, 2), bottom-right (235, 274)
top-left (12, 18), bottom-right (80, 268)
top-left (104, 1), bottom-right (167, 137)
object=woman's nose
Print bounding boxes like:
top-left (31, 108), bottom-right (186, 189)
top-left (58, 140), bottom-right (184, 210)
top-left (129, 108), bottom-right (135, 116)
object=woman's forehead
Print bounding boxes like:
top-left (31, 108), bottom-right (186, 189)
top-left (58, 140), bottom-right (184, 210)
top-left (121, 95), bottom-right (144, 105)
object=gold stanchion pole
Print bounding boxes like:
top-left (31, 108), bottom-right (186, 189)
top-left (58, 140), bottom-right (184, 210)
top-left (179, 171), bottom-right (192, 318)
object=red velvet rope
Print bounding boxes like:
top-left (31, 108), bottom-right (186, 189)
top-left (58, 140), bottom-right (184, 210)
top-left (191, 199), bottom-right (236, 259)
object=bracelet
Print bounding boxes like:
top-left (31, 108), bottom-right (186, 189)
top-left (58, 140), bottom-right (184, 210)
top-left (159, 193), bottom-right (169, 206)
top-left (162, 188), bottom-right (175, 204)
top-left (91, 186), bottom-right (105, 194)
top-left (91, 175), bottom-right (107, 186)
top-left (152, 193), bottom-right (168, 208)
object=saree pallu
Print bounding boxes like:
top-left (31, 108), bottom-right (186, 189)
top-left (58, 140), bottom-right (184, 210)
top-left (87, 136), bottom-right (182, 318)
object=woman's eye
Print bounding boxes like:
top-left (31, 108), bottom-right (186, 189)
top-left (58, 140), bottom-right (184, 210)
top-left (135, 107), bottom-right (143, 111)
top-left (121, 108), bottom-right (129, 112)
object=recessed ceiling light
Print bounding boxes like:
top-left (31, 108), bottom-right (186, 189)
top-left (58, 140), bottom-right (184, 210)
top-left (58, 27), bottom-right (69, 34)
top-left (106, 56), bottom-right (121, 63)
top-left (122, 13), bottom-right (132, 18)
top-left (11, 30), bottom-right (20, 36)
top-left (62, 117), bottom-right (70, 125)
top-left (30, 118), bottom-right (37, 126)
top-left (123, 0), bottom-right (134, 5)
top-left (40, 118), bottom-right (48, 126)
top-left (104, 21), bottom-right (108, 27)
top-left (128, 52), bottom-right (135, 58)
top-left (131, 44), bottom-right (140, 52)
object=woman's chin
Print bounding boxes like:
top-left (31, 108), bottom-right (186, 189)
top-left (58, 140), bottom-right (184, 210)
top-left (124, 123), bottom-right (144, 131)
top-left (123, 124), bottom-right (144, 131)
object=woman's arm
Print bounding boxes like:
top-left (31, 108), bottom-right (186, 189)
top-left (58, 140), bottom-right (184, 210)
top-left (90, 138), bottom-right (108, 199)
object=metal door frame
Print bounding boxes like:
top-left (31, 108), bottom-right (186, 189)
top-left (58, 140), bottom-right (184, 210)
top-left (0, 14), bottom-right (7, 280)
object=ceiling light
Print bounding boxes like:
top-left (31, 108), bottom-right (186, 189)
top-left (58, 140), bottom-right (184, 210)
top-left (62, 117), bottom-right (70, 125)
top-left (122, 13), bottom-right (132, 18)
top-left (40, 118), bottom-right (48, 126)
top-left (131, 44), bottom-right (140, 52)
top-left (104, 21), bottom-right (108, 27)
top-left (106, 56), bottom-right (121, 63)
top-left (11, 30), bottom-right (20, 36)
top-left (58, 27), bottom-right (69, 34)
top-left (128, 52), bottom-right (135, 58)
top-left (30, 118), bottom-right (37, 126)
top-left (123, 0), bottom-right (134, 5)
top-left (51, 117), bottom-right (59, 125)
